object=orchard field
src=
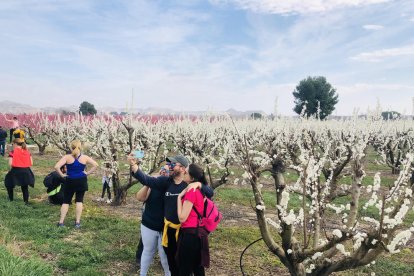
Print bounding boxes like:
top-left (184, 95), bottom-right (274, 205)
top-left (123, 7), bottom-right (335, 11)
top-left (0, 113), bottom-right (414, 275)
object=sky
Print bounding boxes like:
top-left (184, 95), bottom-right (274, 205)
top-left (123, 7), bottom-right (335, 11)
top-left (0, 0), bottom-right (413, 115)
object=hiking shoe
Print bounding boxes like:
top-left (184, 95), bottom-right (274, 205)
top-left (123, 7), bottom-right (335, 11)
top-left (57, 223), bottom-right (64, 227)
top-left (74, 222), bottom-right (81, 229)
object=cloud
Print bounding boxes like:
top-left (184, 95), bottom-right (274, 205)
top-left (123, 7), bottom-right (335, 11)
top-left (210, 0), bottom-right (391, 15)
top-left (351, 44), bottom-right (414, 62)
top-left (363, 24), bottom-right (384, 30)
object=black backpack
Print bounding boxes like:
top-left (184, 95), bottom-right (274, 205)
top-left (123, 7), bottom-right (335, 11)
top-left (43, 172), bottom-right (55, 188)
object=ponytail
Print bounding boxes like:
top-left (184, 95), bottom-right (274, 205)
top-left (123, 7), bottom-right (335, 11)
top-left (70, 140), bottom-right (82, 158)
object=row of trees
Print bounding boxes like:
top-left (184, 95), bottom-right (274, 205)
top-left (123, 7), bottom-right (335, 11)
top-left (19, 112), bottom-right (414, 275)
top-left (79, 77), bottom-right (406, 121)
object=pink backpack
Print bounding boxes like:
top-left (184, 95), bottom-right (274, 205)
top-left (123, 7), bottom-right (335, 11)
top-left (193, 197), bottom-right (222, 233)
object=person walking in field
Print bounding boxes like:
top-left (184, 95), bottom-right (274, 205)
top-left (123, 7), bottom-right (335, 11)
top-left (54, 140), bottom-right (98, 228)
top-left (3, 115), bottom-right (19, 144)
top-left (4, 138), bottom-right (35, 204)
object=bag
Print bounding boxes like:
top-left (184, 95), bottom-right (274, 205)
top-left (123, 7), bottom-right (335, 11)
top-left (43, 172), bottom-right (54, 188)
top-left (193, 197), bottom-right (222, 233)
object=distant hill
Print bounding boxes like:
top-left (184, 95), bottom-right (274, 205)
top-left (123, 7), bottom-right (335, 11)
top-left (0, 100), bottom-right (267, 117)
top-left (0, 100), bottom-right (39, 114)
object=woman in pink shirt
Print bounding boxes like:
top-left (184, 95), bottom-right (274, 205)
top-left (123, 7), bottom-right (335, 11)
top-left (177, 164), bottom-right (210, 276)
top-left (3, 115), bottom-right (19, 143)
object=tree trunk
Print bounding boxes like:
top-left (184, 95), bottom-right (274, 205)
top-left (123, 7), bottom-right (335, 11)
top-left (113, 186), bottom-right (128, 205)
top-left (37, 144), bottom-right (46, 155)
top-left (111, 173), bottom-right (128, 206)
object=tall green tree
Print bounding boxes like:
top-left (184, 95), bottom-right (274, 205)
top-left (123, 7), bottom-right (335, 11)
top-left (292, 76), bottom-right (339, 119)
top-left (79, 101), bottom-right (97, 115)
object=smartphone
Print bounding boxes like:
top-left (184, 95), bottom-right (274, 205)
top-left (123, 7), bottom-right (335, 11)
top-left (134, 150), bottom-right (145, 159)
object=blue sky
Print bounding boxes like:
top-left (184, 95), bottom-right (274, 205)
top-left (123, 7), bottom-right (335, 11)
top-left (0, 0), bottom-right (413, 115)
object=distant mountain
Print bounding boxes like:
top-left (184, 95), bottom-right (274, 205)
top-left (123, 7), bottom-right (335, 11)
top-left (224, 108), bottom-right (266, 117)
top-left (0, 100), bottom-right (39, 114)
top-left (0, 100), bottom-right (267, 117)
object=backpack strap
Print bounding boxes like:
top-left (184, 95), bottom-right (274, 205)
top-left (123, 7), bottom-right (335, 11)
top-left (192, 196), bottom-right (208, 218)
top-left (192, 205), bottom-right (203, 220)
top-left (203, 199), bottom-right (208, 217)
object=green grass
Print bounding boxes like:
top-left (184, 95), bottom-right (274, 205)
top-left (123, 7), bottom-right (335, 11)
top-left (341, 248), bottom-right (414, 276)
top-left (210, 226), bottom-right (284, 275)
top-left (0, 245), bottom-right (53, 276)
top-left (0, 194), bottom-right (140, 274)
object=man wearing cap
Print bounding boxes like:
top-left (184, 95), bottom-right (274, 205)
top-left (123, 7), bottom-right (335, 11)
top-left (128, 154), bottom-right (213, 276)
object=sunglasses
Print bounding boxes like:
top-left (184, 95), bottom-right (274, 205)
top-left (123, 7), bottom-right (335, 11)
top-left (166, 162), bottom-right (183, 169)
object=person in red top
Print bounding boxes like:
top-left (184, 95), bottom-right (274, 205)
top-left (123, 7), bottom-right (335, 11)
top-left (176, 164), bottom-right (210, 276)
top-left (4, 138), bottom-right (34, 204)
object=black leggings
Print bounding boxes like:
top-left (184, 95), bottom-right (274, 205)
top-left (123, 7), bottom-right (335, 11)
top-left (101, 181), bottom-right (111, 199)
top-left (9, 128), bottom-right (16, 143)
top-left (7, 185), bottom-right (29, 203)
top-left (177, 231), bottom-right (204, 276)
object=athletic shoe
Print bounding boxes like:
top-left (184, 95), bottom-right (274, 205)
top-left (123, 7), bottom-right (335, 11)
top-left (74, 222), bottom-right (81, 229)
top-left (57, 223), bottom-right (64, 227)
top-left (106, 199), bottom-right (112, 204)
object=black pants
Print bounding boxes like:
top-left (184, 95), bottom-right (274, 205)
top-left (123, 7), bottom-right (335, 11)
top-left (101, 181), bottom-right (111, 199)
top-left (9, 128), bottom-right (15, 143)
top-left (177, 231), bottom-right (205, 276)
top-left (164, 227), bottom-right (179, 276)
top-left (7, 185), bottom-right (29, 203)
top-left (49, 191), bottom-right (64, 205)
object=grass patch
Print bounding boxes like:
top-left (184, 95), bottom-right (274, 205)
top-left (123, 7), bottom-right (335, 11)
top-left (0, 190), bottom-right (140, 274)
top-left (0, 245), bottom-right (53, 276)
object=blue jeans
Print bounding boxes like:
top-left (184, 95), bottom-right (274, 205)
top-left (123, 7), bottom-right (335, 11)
top-left (140, 224), bottom-right (170, 276)
top-left (0, 140), bottom-right (5, 156)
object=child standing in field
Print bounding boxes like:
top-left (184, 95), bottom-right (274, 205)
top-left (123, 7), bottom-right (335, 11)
top-left (98, 163), bottom-right (112, 203)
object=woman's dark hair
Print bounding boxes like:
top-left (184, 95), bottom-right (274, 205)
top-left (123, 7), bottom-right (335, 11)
top-left (13, 138), bottom-right (27, 150)
top-left (188, 164), bottom-right (208, 185)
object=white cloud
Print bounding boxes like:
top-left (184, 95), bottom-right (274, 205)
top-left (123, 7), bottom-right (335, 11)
top-left (363, 24), bottom-right (384, 30)
top-left (410, 17), bottom-right (414, 22)
top-left (351, 44), bottom-right (414, 62)
top-left (211, 0), bottom-right (391, 15)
